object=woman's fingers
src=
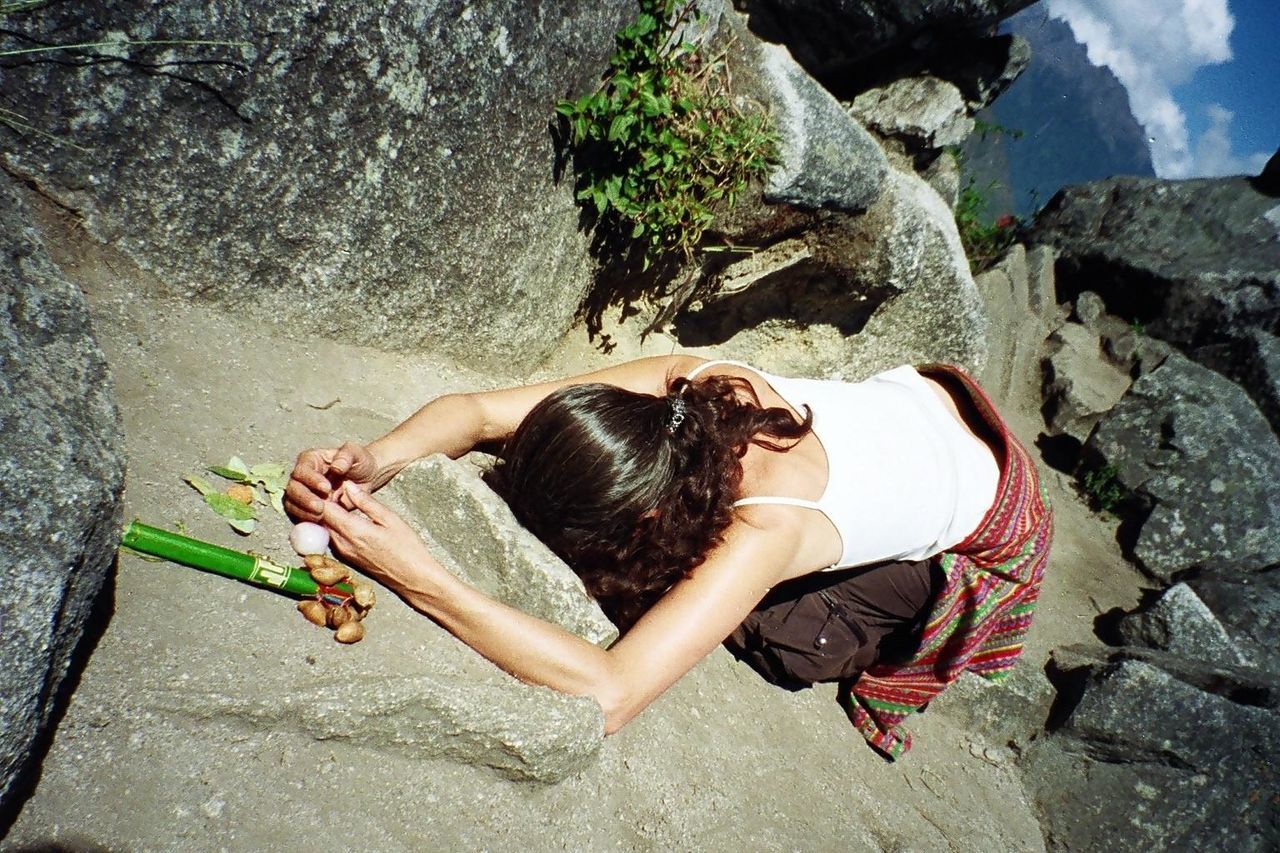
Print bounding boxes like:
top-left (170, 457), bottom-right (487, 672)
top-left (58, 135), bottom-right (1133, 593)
top-left (283, 480), bottom-right (324, 521)
top-left (339, 481), bottom-right (395, 525)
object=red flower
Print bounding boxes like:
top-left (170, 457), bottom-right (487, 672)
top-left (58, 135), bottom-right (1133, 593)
top-left (995, 214), bottom-right (1017, 229)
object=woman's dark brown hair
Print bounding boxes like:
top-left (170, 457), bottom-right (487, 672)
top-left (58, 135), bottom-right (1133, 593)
top-left (485, 371), bottom-right (812, 631)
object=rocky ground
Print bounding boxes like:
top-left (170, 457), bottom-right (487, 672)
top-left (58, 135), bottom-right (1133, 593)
top-left (0, 185), bottom-right (1148, 852)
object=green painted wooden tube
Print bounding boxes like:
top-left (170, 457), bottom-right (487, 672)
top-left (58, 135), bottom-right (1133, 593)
top-left (121, 521), bottom-right (353, 598)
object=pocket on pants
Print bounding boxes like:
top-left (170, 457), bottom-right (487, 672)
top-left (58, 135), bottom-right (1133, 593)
top-left (726, 588), bottom-right (871, 688)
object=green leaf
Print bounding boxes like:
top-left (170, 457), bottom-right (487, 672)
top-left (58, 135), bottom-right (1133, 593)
top-left (184, 475), bottom-right (214, 496)
top-left (267, 488), bottom-right (285, 516)
top-left (250, 462), bottom-right (284, 480)
top-left (631, 221), bottom-right (646, 238)
top-left (227, 516), bottom-right (256, 535)
top-left (204, 492), bottom-right (257, 521)
top-left (227, 456), bottom-right (251, 476)
top-left (607, 113), bottom-right (635, 143)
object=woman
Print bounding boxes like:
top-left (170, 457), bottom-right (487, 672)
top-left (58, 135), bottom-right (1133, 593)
top-left (285, 355), bottom-right (1052, 758)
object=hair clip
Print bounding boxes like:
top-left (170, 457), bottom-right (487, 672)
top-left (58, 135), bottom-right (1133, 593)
top-left (667, 398), bottom-right (687, 433)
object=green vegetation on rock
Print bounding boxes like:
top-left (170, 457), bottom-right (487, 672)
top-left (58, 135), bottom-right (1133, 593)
top-left (1081, 462), bottom-right (1128, 516)
top-left (556, 0), bottom-right (777, 265)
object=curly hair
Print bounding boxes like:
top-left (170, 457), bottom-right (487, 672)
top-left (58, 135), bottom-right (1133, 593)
top-left (484, 371), bottom-right (812, 631)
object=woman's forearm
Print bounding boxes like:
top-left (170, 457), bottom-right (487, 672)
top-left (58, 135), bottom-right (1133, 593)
top-left (365, 393), bottom-right (489, 484)
top-left (395, 568), bottom-right (634, 730)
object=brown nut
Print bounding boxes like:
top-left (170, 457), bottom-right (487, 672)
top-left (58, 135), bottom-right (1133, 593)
top-left (352, 582), bottom-right (376, 610)
top-left (335, 620), bottom-right (365, 644)
top-left (326, 603), bottom-right (356, 629)
top-left (297, 599), bottom-right (327, 627)
top-left (305, 554), bottom-right (348, 586)
top-left (226, 484), bottom-right (255, 505)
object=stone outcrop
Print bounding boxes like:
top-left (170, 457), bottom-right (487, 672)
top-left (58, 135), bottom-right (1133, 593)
top-left (1194, 328), bottom-right (1280, 439)
top-left (1040, 321), bottom-right (1132, 446)
top-left (972, 244), bottom-right (1060, 404)
top-left (0, 175), bottom-right (126, 817)
top-left (1029, 175), bottom-right (1280, 353)
top-left (1115, 583), bottom-right (1250, 667)
top-left (378, 455), bottom-right (617, 647)
top-left (847, 76), bottom-right (975, 153)
top-left (1187, 567), bottom-right (1280, 675)
top-left (0, 0), bottom-right (637, 370)
top-left (1024, 658), bottom-right (1279, 852)
top-left (1084, 352), bottom-right (1280, 581)
top-left (678, 166), bottom-right (989, 378)
top-left (757, 43), bottom-right (888, 213)
top-left (140, 675), bottom-right (604, 784)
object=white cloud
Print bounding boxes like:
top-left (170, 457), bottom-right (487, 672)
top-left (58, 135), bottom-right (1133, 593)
top-left (1044, 0), bottom-right (1259, 178)
top-left (1194, 104), bottom-right (1272, 177)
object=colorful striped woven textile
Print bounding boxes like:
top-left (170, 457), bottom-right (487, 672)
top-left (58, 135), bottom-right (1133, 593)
top-left (843, 363), bottom-right (1054, 760)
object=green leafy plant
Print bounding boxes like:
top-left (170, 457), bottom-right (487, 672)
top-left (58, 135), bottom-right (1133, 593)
top-left (954, 177), bottom-right (1021, 274)
top-left (555, 0), bottom-right (777, 265)
top-left (1081, 462), bottom-right (1128, 516)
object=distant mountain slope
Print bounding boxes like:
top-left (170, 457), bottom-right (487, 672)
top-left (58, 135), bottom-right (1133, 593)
top-left (961, 6), bottom-right (1155, 219)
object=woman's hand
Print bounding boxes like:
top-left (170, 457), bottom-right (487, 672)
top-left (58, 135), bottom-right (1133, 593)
top-left (285, 442), bottom-right (381, 522)
top-left (320, 481), bottom-right (447, 597)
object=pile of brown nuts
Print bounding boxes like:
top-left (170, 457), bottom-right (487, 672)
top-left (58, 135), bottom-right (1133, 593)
top-left (296, 554), bottom-right (376, 643)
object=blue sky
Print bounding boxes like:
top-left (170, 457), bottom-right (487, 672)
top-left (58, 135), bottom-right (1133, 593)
top-left (1045, 0), bottom-right (1277, 177)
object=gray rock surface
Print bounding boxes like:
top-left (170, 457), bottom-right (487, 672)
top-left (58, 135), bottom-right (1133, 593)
top-left (1116, 583), bottom-right (1250, 666)
top-left (848, 76), bottom-right (974, 152)
top-left (1072, 291), bottom-right (1106, 330)
top-left (1187, 567), bottom-right (1280, 675)
top-left (935, 665), bottom-right (1056, 749)
top-left (378, 456), bottom-right (617, 647)
top-left (1041, 322), bottom-right (1131, 445)
top-left (678, 167), bottom-right (989, 378)
top-left (0, 176), bottom-right (126, 816)
top-left (738, 0), bottom-right (1038, 83)
top-left (1194, 328), bottom-right (1280, 439)
top-left (1024, 244), bottom-right (1058, 319)
top-left (974, 244), bottom-right (1058, 404)
top-left (141, 675), bottom-right (604, 783)
top-left (757, 42), bottom-right (888, 213)
top-left (1030, 175), bottom-right (1280, 352)
top-left (0, 1), bottom-right (636, 369)
top-left (1023, 659), bottom-right (1279, 852)
top-left (1086, 352), bottom-right (1280, 581)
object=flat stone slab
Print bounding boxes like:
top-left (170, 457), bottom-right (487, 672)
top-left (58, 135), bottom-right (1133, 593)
top-left (140, 675), bottom-right (604, 783)
top-left (378, 455), bottom-right (617, 647)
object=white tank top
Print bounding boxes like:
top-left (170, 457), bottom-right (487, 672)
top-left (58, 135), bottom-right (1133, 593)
top-left (687, 360), bottom-right (1000, 570)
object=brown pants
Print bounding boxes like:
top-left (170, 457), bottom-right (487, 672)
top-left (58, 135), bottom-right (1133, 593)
top-left (724, 559), bottom-right (942, 689)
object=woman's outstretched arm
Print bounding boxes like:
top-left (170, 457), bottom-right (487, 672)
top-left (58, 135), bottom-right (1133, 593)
top-left (322, 480), bottom-right (795, 733)
top-left (286, 354), bottom-right (702, 521)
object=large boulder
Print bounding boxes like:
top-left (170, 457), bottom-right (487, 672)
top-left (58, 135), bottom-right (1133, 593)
top-left (1023, 658), bottom-right (1280, 851)
top-left (1116, 583), bottom-right (1250, 667)
top-left (1029, 175), bottom-right (1280, 352)
top-left (649, 11), bottom-right (984, 379)
top-left (1187, 567), bottom-right (1280, 675)
top-left (1194, 328), bottom-right (1280, 440)
top-left (756, 42), bottom-right (888, 213)
top-left (677, 166), bottom-right (989, 378)
top-left (378, 455), bottom-right (617, 646)
top-left (0, 0), bottom-right (637, 370)
top-left (1085, 352), bottom-right (1280, 582)
top-left (0, 177), bottom-right (126, 817)
top-left (736, 0), bottom-right (1038, 85)
top-left (847, 76), bottom-right (975, 153)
